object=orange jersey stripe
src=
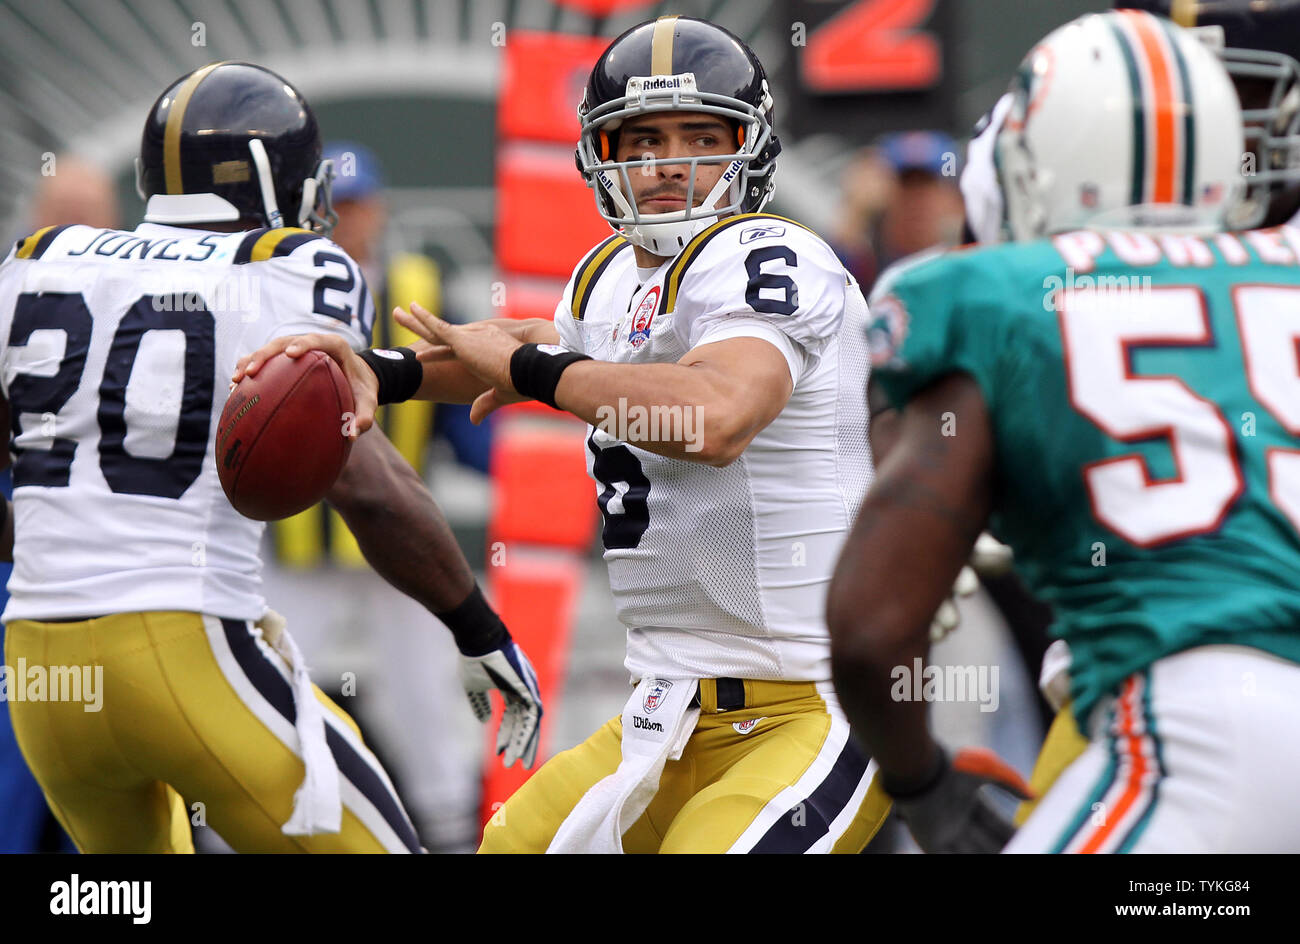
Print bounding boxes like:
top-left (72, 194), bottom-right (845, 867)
top-left (1123, 10), bottom-right (1179, 204)
top-left (1079, 677), bottom-right (1147, 853)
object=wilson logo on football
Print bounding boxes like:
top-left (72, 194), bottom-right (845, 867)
top-left (629, 286), bottom-right (660, 347)
top-left (642, 679), bottom-right (673, 714)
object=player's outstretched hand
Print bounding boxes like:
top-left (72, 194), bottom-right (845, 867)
top-left (889, 748), bottom-right (1033, 853)
top-left (459, 638), bottom-right (544, 769)
top-left (232, 332), bottom-right (379, 438)
top-left (396, 304), bottom-right (521, 389)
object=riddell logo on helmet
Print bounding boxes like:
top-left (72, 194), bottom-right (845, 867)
top-left (626, 73), bottom-right (698, 97)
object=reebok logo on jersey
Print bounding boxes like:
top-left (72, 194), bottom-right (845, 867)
top-left (632, 715), bottom-right (664, 733)
top-left (741, 224), bottom-right (785, 244)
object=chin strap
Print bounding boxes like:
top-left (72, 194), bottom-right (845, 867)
top-left (248, 138), bottom-right (284, 229)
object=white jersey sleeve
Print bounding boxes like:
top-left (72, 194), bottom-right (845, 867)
top-left (669, 219), bottom-right (849, 383)
top-left (552, 233), bottom-right (633, 356)
top-left (552, 280), bottom-right (585, 354)
top-left (249, 232), bottom-right (373, 351)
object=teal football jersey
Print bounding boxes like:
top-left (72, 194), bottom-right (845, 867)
top-left (869, 227), bottom-right (1300, 724)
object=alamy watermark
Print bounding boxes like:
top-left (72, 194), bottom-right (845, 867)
top-left (1042, 267), bottom-right (1153, 313)
top-left (0, 660), bottom-right (103, 711)
top-left (594, 396), bottom-right (703, 453)
top-left (50, 874), bottom-right (150, 924)
top-left (890, 658), bottom-right (1000, 713)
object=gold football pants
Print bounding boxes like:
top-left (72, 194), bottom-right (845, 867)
top-left (480, 679), bottom-right (891, 853)
top-left (5, 611), bottom-right (421, 853)
top-left (1015, 700), bottom-right (1091, 826)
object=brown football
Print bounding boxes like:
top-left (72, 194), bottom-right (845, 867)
top-left (216, 351), bottom-right (354, 521)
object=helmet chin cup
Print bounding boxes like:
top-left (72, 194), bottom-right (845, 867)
top-left (596, 153), bottom-right (742, 255)
top-left (624, 215), bottom-right (716, 256)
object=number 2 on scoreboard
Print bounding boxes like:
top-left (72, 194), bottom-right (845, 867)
top-left (800, 0), bottom-right (941, 93)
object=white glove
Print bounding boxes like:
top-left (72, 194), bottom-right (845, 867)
top-left (928, 533), bottom-right (1015, 642)
top-left (970, 532), bottom-right (1014, 577)
top-left (1038, 639), bottom-right (1073, 713)
top-left (459, 639), bottom-right (543, 769)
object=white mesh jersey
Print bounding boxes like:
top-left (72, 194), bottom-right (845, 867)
top-left (0, 222), bottom-right (372, 622)
top-left (553, 213), bottom-right (874, 682)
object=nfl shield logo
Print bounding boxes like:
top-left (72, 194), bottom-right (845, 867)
top-left (629, 285), bottom-right (660, 348)
top-left (643, 679), bottom-right (673, 713)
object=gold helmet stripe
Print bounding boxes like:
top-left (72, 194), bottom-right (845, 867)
top-left (164, 61), bottom-right (225, 194)
top-left (651, 15), bottom-right (678, 76)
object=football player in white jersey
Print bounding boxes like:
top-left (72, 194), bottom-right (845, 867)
top-left (0, 62), bottom-right (541, 853)
top-left (239, 16), bottom-right (890, 853)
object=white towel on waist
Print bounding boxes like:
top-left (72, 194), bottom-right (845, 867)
top-left (547, 677), bottom-right (699, 854)
top-left (257, 609), bottom-right (343, 836)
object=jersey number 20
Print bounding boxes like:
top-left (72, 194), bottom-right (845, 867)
top-left (7, 292), bottom-right (215, 499)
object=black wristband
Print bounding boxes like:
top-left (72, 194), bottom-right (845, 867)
top-left (358, 347), bottom-right (423, 405)
top-left (438, 583), bottom-right (510, 657)
top-left (509, 343), bottom-right (592, 409)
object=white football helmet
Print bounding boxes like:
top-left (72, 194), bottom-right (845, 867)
top-left (995, 9), bottom-right (1245, 241)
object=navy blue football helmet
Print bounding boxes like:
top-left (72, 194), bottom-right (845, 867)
top-left (137, 61), bottom-right (336, 234)
top-left (575, 15), bottom-right (782, 255)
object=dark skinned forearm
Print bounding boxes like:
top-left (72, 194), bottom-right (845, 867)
top-left (828, 373), bottom-right (994, 790)
top-left (325, 424), bottom-right (475, 615)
